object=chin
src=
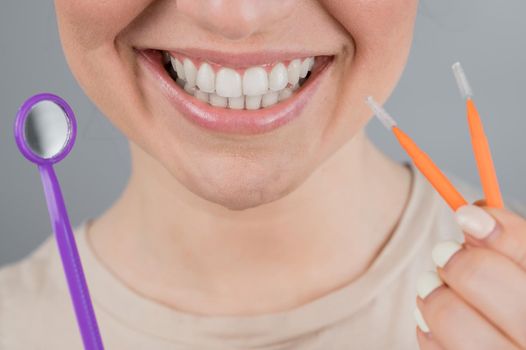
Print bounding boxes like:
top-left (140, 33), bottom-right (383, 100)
top-left (175, 158), bottom-right (306, 211)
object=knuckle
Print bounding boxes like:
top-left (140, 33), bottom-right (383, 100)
top-left (451, 248), bottom-right (491, 284)
top-left (424, 290), bottom-right (458, 326)
top-left (514, 313), bottom-right (526, 348)
top-left (515, 241), bottom-right (526, 269)
top-left (501, 227), bottom-right (526, 268)
top-left (517, 335), bottom-right (526, 350)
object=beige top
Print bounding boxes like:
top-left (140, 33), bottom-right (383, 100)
top-left (2, 167), bottom-right (518, 350)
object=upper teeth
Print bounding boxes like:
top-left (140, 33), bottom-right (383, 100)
top-left (169, 54), bottom-right (315, 109)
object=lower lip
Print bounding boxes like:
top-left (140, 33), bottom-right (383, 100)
top-left (138, 50), bottom-right (333, 135)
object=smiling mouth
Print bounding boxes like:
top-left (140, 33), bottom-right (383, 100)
top-left (160, 50), bottom-right (316, 110)
top-left (138, 48), bottom-right (333, 134)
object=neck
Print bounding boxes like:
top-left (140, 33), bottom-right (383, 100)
top-left (88, 131), bottom-right (411, 315)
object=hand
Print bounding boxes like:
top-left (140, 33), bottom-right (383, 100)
top-left (414, 203), bottom-right (526, 350)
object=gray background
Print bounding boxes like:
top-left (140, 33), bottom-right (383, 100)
top-left (1, 0), bottom-right (525, 267)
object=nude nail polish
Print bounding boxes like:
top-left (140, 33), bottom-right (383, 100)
top-left (455, 205), bottom-right (497, 239)
top-left (414, 307), bottom-right (430, 333)
top-left (416, 271), bottom-right (443, 299)
top-left (432, 240), bottom-right (462, 268)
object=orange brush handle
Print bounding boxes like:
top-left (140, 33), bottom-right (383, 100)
top-left (393, 127), bottom-right (468, 211)
top-left (466, 99), bottom-right (504, 208)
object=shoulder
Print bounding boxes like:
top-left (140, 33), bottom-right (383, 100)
top-left (0, 236), bottom-right (73, 347)
top-left (0, 236), bottom-right (58, 306)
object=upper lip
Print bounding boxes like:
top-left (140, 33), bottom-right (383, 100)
top-left (163, 48), bottom-right (332, 68)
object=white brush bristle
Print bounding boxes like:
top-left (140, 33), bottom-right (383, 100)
top-left (452, 62), bottom-right (474, 99)
top-left (365, 96), bottom-right (397, 129)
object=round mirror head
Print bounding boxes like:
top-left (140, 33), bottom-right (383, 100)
top-left (24, 101), bottom-right (70, 159)
top-left (15, 93), bottom-right (77, 164)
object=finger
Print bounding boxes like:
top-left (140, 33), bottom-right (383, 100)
top-left (430, 244), bottom-right (526, 348)
top-left (455, 204), bottom-right (526, 270)
top-left (416, 280), bottom-right (519, 350)
top-left (416, 327), bottom-right (445, 350)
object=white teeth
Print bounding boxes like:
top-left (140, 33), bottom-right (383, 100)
top-left (262, 91), bottom-right (279, 108)
top-left (184, 82), bottom-right (196, 94)
top-left (169, 54), bottom-right (317, 110)
top-left (183, 58), bottom-right (197, 87)
top-left (228, 96), bottom-right (244, 109)
top-left (243, 67), bottom-right (269, 96)
top-left (176, 78), bottom-right (185, 88)
top-left (269, 63), bottom-right (288, 92)
top-left (196, 63), bottom-right (215, 93)
top-left (194, 90), bottom-right (209, 103)
top-left (246, 95), bottom-right (262, 110)
top-left (209, 93), bottom-right (228, 107)
top-left (171, 57), bottom-right (186, 80)
top-left (278, 88), bottom-right (293, 101)
top-left (308, 57), bottom-right (315, 71)
top-left (300, 57), bottom-right (314, 78)
top-left (287, 59), bottom-right (301, 86)
top-left (216, 68), bottom-right (242, 98)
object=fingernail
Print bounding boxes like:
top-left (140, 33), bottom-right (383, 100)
top-left (416, 271), bottom-right (443, 299)
top-left (432, 240), bottom-right (463, 268)
top-left (455, 205), bottom-right (497, 239)
top-left (414, 307), bottom-right (430, 333)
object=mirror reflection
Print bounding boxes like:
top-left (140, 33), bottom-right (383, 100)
top-left (24, 101), bottom-right (70, 159)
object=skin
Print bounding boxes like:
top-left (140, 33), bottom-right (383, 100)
top-left (53, 0), bottom-right (526, 347)
top-left (416, 205), bottom-right (526, 350)
top-left (53, 0), bottom-right (417, 314)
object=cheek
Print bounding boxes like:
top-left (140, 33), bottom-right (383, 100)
top-left (320, 0), bottom-right (418, 40)
top-left (323, 0), bottom-right (418, 121)
top-left (324, 0), bottom-right (418, 80)
top-left (305, 0), bottom-right (418, 151)
top-left (53, 0), bottom-right (157, 145)
top-left (54, 0), bottom-right (154, 50)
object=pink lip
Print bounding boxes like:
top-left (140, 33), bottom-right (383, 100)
top-left (166, 48), bottom-right (326, 68)
top-left (138, 50), bottom-right (333, 135)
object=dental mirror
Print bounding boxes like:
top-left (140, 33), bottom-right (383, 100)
top-left (14, 93), bottom-right (104, 350)
top-left (24, 100), bottom-right (70, 159)
top-left (15, 94), bottom-right (75, 164)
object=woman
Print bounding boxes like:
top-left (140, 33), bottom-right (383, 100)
top-left (1, 1), bottom-right (526, 349)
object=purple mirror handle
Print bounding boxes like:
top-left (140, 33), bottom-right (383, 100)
top-left (39, 164), bottom-right (104, 350)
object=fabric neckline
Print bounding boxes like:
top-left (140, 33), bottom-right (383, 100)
top-left (74, 164), bottom-right (438, 346)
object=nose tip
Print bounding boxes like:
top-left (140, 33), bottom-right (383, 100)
top-left (177, 0), bottom-right (296, 41)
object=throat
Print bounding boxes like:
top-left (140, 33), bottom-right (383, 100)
top-left (86, 135), bottom-right (413, 316)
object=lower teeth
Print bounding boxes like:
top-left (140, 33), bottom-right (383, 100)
top-left (163, 63), bottom-right (311, 110)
